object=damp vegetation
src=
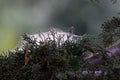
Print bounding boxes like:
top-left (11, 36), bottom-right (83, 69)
top-left (0, 17), bottom-right (120, 80)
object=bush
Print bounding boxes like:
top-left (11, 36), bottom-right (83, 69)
top-left (1, 17), bottom-right (120, 80)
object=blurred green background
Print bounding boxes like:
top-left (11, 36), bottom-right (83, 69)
top-left (0, 0), bottom-right (120, 53)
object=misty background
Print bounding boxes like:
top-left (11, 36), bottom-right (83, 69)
top-left (0, 0), bottom-right (120, 53)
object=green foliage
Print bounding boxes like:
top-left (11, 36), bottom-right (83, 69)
top-left (100, 17), bottom-right (120, 47)
top-left (1, 17), bottom-right (120, 80)
top-left (0, 32), bottom-right (93, 80)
